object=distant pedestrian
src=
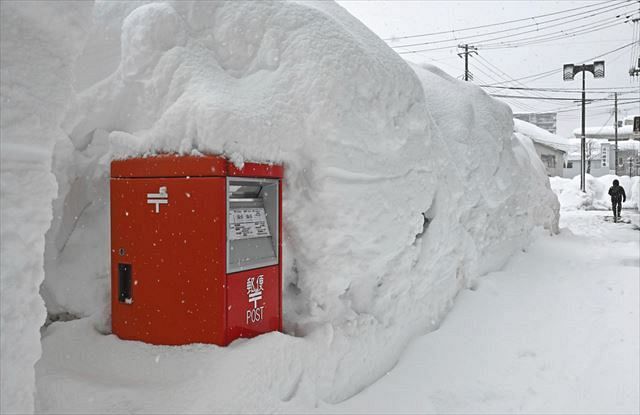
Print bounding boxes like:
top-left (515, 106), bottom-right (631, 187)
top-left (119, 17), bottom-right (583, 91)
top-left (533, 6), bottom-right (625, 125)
top-left (608, 179), bottom-right (626, 222)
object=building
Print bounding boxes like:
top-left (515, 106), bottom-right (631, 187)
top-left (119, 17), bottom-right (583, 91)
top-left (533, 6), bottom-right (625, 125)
top-left (564, 139), bottom-right (640, 178)
top-left (565, 115), bottom-right (640, 177)
top-left (513, 118), bottom-right (567, 177)
top-left (535, 142), bottom-right (566, 177)
top-left (514, 112), bottom-right (557, 134)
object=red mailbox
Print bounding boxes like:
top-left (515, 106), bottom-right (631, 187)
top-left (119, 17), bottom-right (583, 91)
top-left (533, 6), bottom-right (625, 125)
top-left (110, 154), bottom-right (282, 345)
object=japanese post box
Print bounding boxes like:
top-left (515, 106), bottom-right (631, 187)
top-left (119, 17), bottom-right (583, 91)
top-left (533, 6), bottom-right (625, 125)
top-left (110, 155), bottom-right (282, 345)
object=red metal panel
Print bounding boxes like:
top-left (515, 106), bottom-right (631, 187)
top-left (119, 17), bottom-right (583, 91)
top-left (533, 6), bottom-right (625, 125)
top-left (111, 177), bottom-right (226, 345)
top-left (228, 161), bottom-right (284, 178)
top-left (111, 155), bottom-right (227, 178)
top-left (111, 154), bottom-right (283, 346)
top-left (225, 265), bottom-right (280, 342)
top-left (277, 178), bottom-right (283, 331)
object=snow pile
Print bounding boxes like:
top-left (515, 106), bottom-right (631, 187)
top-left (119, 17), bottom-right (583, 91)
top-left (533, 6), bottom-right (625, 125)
top-left (550, 174), bottom-right (640, 211)
top-left (0, 1), bottom-right (557, 412)
top-left (513, 118), bottom-right (570, 152)
top-left (0, 2), bottom-right (91, 413)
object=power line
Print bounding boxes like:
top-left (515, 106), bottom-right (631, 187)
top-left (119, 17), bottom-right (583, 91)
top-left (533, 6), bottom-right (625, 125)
top-left (473, 55), bottom-right (553, 100)
top-left (478, 15), bottom-right (637, 49)
top-left (538, 99), bottom-right (640, 114)
top-left (472, 73), bottom-right (541, 112)
top-left (479, 85), bottom-right (640, 94)
top-left (384, 0), bottom-right (618, 41)
top-left (397, 17), bottom-right (634, 54)
top-left (480, 41), bottom-right (638, 86)
top-left (490, 94), bottom-right (639, 101)
top-left (391, 1), bottom-right (630, 49)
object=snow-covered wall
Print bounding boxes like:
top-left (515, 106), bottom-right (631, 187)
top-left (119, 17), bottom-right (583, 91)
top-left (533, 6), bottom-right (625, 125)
top-left (0, 2), bottom-right (91, 413)
top-left (1, 1), bottom-right (559, 411)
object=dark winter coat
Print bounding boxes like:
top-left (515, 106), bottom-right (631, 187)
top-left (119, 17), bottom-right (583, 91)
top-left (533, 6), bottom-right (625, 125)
top-left (608, 185), bottom-right (626, 203)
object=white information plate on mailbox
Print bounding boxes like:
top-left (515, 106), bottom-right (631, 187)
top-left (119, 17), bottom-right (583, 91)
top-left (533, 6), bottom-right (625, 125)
top-left (229, 208), bottom-right (271, 240)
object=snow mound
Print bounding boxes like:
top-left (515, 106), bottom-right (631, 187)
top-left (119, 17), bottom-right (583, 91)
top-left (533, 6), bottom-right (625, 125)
top-left (0, 2), bottom-right (92, 413)
top-left (0, 1), bottom-right (557, 412)
top-left (550, 174), bottom-right (640, 211)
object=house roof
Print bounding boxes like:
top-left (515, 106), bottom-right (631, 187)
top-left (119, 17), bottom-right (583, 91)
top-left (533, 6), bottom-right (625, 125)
top-left (513, 118), bottom-right (569, 153)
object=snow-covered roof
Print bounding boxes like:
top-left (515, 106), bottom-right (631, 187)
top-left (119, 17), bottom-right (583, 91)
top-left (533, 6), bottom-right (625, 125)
top-left (572, 125), bottom-right (634, 138)
top-left (513, 118), bottom-right (569, 153)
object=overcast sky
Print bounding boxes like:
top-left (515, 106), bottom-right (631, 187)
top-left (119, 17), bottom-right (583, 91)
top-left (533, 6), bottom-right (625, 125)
top-left (338, 0), bottom-right (640, 137)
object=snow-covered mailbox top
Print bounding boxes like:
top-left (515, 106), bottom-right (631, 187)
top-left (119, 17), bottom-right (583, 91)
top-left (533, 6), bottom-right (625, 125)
top-left (110, 154), bottom-right (282, 346)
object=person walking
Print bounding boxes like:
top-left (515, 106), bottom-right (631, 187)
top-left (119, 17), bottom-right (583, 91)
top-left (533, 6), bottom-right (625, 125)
top-left (608, 179), bottom-right (626, 222)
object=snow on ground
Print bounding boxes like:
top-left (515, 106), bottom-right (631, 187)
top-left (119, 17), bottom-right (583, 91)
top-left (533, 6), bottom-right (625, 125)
top-left (322, 209), bottom-right (640, 414)
top-left (551, 174), bottom-right (640, 211)
top-left (35, 211), bottom-right (639, 414)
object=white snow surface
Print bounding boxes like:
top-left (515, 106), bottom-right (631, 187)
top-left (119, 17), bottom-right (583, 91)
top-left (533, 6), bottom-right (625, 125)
top-left (0, 2), bottom-right (92, 413)
top-left (323, 209), bottom-right (640, 414)
top-left (550, 174), bottom-right (640, 211)
top-left (513, 118), bottom-right (570, 152)
top-left (1, 1), bottom-right (561, 412)
top-left (572, 124), bottom-right (634, 138)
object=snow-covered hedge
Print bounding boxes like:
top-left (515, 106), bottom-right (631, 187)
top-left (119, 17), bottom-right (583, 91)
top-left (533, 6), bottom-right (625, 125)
top-left (2, 1), bottom-right (559, 412)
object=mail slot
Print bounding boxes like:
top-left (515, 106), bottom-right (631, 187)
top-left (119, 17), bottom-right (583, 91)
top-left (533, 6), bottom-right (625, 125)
top-left (110, 154), bottom-right (282, 345)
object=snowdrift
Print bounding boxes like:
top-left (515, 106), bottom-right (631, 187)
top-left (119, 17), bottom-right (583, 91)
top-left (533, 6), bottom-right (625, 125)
top-left (0, 2), bottom-right (92, 413)
top-left (2, 1), bottom-right (558, 412)
top-left (550, 174), bottom-right (640, 211)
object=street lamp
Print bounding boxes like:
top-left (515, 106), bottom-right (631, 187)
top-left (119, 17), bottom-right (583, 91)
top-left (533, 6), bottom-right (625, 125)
top-left (563, 60), bottom-right (605, 192)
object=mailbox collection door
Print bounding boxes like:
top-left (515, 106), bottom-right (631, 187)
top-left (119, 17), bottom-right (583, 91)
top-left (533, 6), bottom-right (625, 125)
top-left (225, 265), bottom-right (280, 341)
top-left (110, 177), bottom-right (226, 345)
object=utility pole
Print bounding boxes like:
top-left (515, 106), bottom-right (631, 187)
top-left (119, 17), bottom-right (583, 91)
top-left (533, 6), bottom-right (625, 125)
top-left (630, 15), bottom-right (640, 77)
top-left (614, 92), bottom-right (619, 176)
top-left (457, 44), bottom-right (477, 81)
top-left (581, 69), bottom-right (586, 188)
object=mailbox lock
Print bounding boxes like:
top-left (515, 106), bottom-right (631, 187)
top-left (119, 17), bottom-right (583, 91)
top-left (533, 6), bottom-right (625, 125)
top-left (118, 248), bottom-right (126, 256)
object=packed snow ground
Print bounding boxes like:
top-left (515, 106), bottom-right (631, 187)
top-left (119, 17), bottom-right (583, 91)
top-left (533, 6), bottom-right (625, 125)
top-left (323, 210), bottom-right (640, 414)
top-left (35, 207), bottom-right (639, 414)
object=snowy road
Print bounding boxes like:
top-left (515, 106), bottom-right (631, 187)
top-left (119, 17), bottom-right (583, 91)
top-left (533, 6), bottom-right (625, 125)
top-left (322, 210), bottom-right (640, 414)
top-left (35, 210), bottom-right (639, 414)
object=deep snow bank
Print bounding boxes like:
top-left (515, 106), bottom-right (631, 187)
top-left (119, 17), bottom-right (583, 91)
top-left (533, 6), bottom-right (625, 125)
top-left (0, 2), bottom-right (92, 413)
top-left (34, 1), bottom-right (558, 411)
top-left (550, 174), bottom-right (640, 211)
